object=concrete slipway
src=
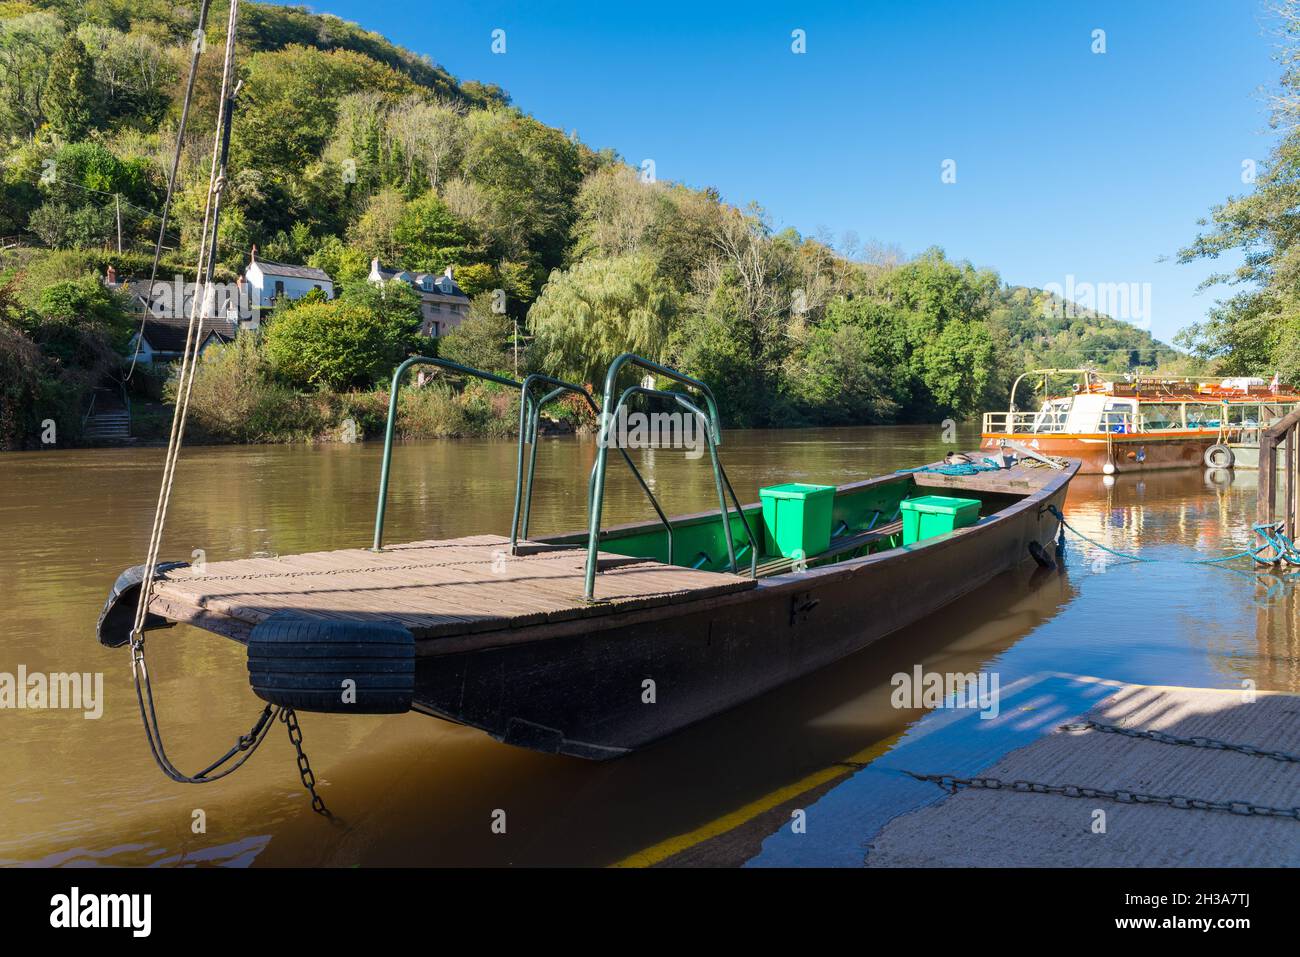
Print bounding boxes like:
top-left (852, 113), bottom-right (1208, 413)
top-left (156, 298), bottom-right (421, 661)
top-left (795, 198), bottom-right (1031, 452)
top-left (743, 673), bottom-right (1300, 867)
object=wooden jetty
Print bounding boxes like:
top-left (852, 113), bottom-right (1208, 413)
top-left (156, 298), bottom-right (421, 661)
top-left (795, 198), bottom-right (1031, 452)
top-left (1258, 405), bottom-right (1300, 540)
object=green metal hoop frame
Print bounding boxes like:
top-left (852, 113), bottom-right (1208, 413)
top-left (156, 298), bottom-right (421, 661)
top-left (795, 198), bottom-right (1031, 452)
top-left (372, 356), bottom-right (522, 551)
top-left (583, 354), bottom-right (756, 601)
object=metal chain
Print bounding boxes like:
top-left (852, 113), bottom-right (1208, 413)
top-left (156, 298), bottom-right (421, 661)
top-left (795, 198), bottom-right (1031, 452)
top-left (280, 708), bottom-right (331, 816)
top-left (1061, 720), bottom-right (1300, 764)
top-left (906, 771), bottom-right (1300, 820)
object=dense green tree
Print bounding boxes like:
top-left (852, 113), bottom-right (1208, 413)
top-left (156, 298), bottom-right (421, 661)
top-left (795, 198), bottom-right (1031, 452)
top-left (337, 272), bottom-right (424, 331)
top-left (452, 262), bottom-right (497, 297)
top-left (1176, 0), bottom-right (1300, 382)
top-left (665, 272), bottom-right (764, 426)
top-left (462, 107), bottom-right (582, 271)
top-left (43, 33), bottom-right (97, 140)
top-left (308, 236), bottom-right (371, 287)
top-left (789, 324), bottom-right (899, 425)
top-left (27, 201), bottom-right (114, 248)
top-left (77, 24), bottom-right (175, 127)
top-left (571, 163), bottom-right (666, 261)
top-left (392, 191), bottom-right (482, 273)
top-left (438, 294), bottom-right (514, 374)
top-left (0, 12), bottom-right (61, 138)
top-left (262, 295), bottom-right (417, 391)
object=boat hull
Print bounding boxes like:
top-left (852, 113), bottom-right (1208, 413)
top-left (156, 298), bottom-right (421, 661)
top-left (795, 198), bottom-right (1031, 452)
top-left (980, 431), bottom-right (1218, 474)
top-left (409, 475), bottom-right (1072, 759)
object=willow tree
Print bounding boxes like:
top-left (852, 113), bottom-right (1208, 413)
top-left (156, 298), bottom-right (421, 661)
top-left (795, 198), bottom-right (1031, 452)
top-left (527, 253), bottom-right (677, 386)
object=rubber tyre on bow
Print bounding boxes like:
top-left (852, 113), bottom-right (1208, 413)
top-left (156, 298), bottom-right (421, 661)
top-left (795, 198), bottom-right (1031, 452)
top-left (247, 614), bottom-right (414, 714)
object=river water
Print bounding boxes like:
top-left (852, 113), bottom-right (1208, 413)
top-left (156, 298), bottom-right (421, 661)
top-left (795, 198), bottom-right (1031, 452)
top-left (1, 425), bottom-right (1295, 866)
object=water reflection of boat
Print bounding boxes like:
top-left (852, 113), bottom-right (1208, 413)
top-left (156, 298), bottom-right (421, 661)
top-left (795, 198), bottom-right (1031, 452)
top-left (981, 369), bottom-right (1300, 475)
top-left (97, 355), bottom-right (1078, 761)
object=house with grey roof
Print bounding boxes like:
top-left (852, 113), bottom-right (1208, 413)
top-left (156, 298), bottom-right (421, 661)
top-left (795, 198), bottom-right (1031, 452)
top-left (131, 317), bottom-right (238, 365)
top-left (244, 247), bottom-right (334, 329)
top-left (368, 258), bottom-right (470, 337)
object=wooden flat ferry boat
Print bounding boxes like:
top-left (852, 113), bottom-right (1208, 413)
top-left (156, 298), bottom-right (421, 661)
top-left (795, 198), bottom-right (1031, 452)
top-left (981, 369), bottom-right (1300, 474)
top-left (99, 355), bottom-right (1077, 760)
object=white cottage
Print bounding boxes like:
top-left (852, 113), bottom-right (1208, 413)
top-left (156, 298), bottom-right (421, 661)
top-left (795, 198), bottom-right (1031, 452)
top-left (368, 258), bottom-right (470, 337)
top-left (242, 247), bottom-right (334, 329)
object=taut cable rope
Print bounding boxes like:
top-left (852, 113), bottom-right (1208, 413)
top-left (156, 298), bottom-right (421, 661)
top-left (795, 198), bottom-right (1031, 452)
top-left (121, 1), bottom-right (329, 808)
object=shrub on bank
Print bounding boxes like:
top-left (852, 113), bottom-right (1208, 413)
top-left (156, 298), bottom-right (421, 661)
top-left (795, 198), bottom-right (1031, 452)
top-left (179, 335), bottom-right (523, 443)
top-left (176, 336), bottom-right (328, 443)
top-left (262, 281), bottom-right (424, 392)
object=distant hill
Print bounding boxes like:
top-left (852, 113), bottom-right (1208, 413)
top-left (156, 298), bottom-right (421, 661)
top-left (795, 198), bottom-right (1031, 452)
top-left (990, 285), bottom-right (1187, 376)
top-left (0, 0), bottom-right (1199, 445)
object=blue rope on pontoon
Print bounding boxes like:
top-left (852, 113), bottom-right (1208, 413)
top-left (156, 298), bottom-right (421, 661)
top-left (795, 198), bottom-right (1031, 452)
top-left (1047, 505), bottom-right (1300, 566)
top-left (897, 460), bottom-right (1003, 477)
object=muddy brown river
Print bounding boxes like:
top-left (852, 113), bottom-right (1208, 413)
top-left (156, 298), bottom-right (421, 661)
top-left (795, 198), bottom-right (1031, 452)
top-left (1, 425), bottom-right (1295, 865)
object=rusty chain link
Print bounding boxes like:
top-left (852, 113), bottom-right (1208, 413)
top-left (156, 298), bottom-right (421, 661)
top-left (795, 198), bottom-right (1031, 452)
top-left (1060, 720), bottom-right (1300, 763)
top-left (280, 708), bottom-right (330, 816)
top-left (906, 719), bottom-right (1300, 821)
top-left (905, 771), bottom-right (1300, 820)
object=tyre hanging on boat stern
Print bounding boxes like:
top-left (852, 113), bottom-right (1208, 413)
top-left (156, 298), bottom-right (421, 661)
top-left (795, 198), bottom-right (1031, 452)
top-left (247, 613), bottom-right (415, 714)
top-left (1203, 443), bottom-right (1234, 469)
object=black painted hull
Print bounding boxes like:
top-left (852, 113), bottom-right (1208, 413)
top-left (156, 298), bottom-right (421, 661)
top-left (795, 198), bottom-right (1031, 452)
top-left (410, 476), bottom-right (1072, 759)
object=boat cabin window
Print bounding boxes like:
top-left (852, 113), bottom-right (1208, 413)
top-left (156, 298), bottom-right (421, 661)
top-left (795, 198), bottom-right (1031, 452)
top-left (1226, 404), bottom-right (1257, 427)
top-left (1100, 399), bottom-right (1136, 433)
top-left (1184, 404), bottom-right (1222, 428)
top-left (1141, 403), bottom-right (1184, 430)
top-left (1033, 398), bottom-right (1072, 432)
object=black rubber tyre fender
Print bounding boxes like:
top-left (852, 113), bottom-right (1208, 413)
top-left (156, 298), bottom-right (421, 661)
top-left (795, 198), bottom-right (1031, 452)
top-left (1027, 540), bottom-right (1056, 571)
top-left (247, 613), bottom-right (414, 714)
top-left (96, 561), bottom-right (190, 647)
top-left (1203, 443), bottom-right (1234, 469)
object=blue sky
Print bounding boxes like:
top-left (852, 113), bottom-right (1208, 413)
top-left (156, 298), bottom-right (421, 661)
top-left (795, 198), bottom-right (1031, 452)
top-left (300, 0), bottom-right (1280, 347)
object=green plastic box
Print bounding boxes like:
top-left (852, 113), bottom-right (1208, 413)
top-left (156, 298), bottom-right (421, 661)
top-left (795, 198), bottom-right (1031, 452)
top-left (899, 495), bottom-right (981, 546)
top-left (759, 483), bottom-right (836, 559)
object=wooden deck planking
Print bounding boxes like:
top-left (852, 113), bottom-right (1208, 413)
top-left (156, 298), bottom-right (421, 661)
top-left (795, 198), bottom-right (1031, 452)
top-left (149, 534), bottom-right (755, 640)
top-left (910, 453), bottom-right (1066, 497)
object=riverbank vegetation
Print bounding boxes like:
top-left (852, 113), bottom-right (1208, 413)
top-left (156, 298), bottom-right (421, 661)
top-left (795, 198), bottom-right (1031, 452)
top-left (2, 0), bottom-right (1185, 449)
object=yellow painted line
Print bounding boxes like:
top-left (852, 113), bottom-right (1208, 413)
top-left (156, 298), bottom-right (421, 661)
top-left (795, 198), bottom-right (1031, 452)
top-left (612, 733), bottom-right (902, 868)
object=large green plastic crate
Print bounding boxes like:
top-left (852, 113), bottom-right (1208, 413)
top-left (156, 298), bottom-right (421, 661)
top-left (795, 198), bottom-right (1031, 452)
top-left (899, 495), bottom-right (981, 545)
top-left (759, 483), bottom-right (836, 559)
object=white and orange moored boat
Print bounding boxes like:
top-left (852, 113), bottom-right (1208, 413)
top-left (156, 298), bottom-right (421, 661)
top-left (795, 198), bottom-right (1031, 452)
top-left (981, 369), bottom-right (1300, 475)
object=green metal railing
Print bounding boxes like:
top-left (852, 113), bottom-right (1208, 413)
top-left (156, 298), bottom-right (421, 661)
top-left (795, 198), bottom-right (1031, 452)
top-left (583, 354), bottom-right (757, 601)
top-left (372, 356), bottom-right (522, 551)
top-left (509, 373), bottom-right (673, 558)
top-left (373, 353), bottom-right (757, 603)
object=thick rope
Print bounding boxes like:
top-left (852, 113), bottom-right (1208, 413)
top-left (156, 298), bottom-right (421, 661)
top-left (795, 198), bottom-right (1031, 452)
top-left (130, 0), bottom-right (235, 643)
top-left (126, 0), bottom-right (270, 790)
